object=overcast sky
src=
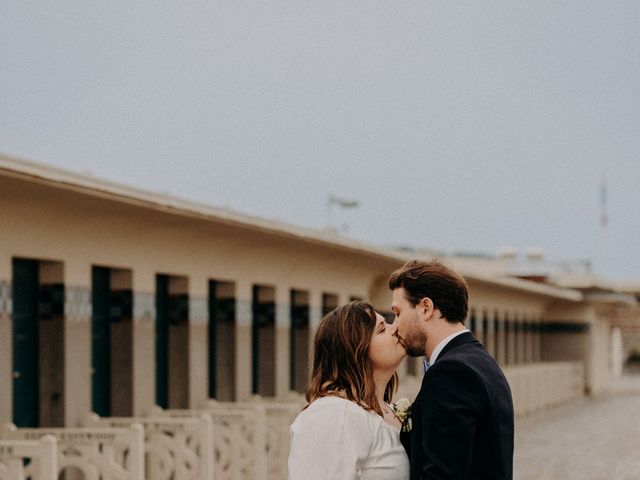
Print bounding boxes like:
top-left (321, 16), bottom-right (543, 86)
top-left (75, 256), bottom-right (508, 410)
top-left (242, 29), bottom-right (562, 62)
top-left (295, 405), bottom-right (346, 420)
top-left (2, 1), bottom-right (639, 279)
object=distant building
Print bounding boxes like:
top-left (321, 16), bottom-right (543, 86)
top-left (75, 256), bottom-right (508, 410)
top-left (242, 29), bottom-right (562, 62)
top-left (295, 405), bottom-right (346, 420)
top-left (1, 153), bottom-right (637, 428)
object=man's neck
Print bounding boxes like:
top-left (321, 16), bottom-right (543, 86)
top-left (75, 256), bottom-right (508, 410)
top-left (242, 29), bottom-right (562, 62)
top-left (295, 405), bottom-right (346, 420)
top-left (425, 322), bottom-right (466, 359)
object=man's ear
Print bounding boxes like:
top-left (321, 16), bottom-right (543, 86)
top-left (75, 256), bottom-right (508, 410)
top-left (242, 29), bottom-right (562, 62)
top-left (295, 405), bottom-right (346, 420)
top-left (418, 297), bottom-right (435, 321)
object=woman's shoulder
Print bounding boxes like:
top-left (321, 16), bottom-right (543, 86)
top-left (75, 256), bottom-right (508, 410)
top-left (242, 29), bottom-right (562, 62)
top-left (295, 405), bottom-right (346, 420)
top-left (292, 396), bottom-right (380, 435)
top-left (288, 397), bottom-right (393, 479)
top-left (307, 395), bottom-right (369, 412)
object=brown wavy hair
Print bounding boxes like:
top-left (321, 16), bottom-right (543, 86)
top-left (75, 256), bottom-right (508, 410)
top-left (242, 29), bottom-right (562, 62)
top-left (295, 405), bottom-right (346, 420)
top-left (306, 301), bottom-right (397, 416)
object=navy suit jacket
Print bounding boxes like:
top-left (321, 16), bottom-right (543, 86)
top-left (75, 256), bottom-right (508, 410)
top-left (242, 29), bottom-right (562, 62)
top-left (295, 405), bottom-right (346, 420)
top-left (402, 332), bottom-right (514, 480)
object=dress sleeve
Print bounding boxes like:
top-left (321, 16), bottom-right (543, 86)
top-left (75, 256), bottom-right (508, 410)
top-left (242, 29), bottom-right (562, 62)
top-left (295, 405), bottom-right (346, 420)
top-left (418, 360), bottom-right (487, 480)
top-left (288, 399), bottom-right (376, 480)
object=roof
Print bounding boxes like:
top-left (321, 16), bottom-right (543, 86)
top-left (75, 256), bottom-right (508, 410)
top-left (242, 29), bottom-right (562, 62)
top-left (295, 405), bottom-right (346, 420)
top-left (0, 152), bottom-right (405, 264)
top-left (583, 292), bottom-right (638, 306)
top-left (549, 272), bottom-right (616, 290)
top-left (460, 268), bottom-right (583, 302)
top-left (613, 280), bottom-right (640, 295)
top-left (0, 152), bottom-right (582, 301)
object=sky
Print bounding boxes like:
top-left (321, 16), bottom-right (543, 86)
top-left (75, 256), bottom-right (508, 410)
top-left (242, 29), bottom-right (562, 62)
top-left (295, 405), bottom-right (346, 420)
top-left (1, 1), bottom-right (639, 279)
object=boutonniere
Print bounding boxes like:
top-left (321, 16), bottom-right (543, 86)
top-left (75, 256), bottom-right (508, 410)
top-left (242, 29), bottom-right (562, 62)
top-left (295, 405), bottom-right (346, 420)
top-left (391, 397), bottom-right (413, 432)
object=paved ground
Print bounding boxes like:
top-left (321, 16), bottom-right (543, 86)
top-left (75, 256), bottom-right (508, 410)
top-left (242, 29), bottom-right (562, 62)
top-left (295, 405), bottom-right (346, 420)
top-left (515, 375), bottom-right (640, 480)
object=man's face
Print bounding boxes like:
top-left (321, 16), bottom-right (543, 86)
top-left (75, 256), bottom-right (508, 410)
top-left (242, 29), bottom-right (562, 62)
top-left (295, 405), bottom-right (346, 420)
top-left (391, 287), bottom-right (427, 357)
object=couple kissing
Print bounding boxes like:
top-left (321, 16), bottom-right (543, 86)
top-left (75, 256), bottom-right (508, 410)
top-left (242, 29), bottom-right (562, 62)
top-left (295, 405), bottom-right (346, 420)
top-left (288, 259), bottom-right (514, 480)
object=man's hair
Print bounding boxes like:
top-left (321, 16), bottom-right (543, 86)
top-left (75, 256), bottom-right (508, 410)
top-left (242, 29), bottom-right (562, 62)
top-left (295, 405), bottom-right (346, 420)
top-left (306, 301), bottom-right (397, 415)
top-left (388, 259), bottom-right (469, 323)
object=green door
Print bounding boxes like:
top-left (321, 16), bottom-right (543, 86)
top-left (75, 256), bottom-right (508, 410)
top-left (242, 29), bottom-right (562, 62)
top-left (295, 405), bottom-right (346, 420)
top-left (208, 281), bottom-right (218, 399)
top-left (251, 286), bottom-right (260, 395)
top-left (251, 287), bottom-right (275, 396)
top-left (92, 267), bottom-right (111, 416)
top-left (289, 291), bottom-right (309, 392)
top-left (12, 258), bottom-right (39, 427)
top-left (209, 282), bottom-right (236, 401)
top-left (155, 275), bottom-right (169, 409)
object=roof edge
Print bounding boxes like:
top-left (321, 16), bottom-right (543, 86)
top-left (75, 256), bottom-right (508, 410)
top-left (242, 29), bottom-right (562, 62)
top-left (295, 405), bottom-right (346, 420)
top-left (0, 152), bottom-right (587, 302)
top-left (0, 152), bottom-right (406, 264)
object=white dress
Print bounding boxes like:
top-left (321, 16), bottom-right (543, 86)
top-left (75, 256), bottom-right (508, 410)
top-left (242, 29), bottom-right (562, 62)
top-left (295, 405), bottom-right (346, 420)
top-left (288, 396), bottom-right (410, 480)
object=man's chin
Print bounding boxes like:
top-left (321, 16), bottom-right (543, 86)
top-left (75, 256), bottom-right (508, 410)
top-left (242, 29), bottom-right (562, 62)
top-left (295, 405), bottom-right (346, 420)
top-left (396, 336), bottom-right (422, 357)
top-left (406, 346), bottom-right (425, 357)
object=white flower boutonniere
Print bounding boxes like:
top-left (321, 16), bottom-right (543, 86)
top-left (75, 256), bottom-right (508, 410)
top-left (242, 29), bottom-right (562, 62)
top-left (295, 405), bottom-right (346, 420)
top-left (391, 397), bottom-right (413, 432)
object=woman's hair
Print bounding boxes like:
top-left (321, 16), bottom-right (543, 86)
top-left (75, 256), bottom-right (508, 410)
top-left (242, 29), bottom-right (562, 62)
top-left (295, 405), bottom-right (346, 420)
top-left (306, 301), bottom-right (397, 416)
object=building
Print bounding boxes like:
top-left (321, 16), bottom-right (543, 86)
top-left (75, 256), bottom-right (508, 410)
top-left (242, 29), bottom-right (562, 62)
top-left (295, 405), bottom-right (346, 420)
top-left (0, 153), bottom-right (635, 429)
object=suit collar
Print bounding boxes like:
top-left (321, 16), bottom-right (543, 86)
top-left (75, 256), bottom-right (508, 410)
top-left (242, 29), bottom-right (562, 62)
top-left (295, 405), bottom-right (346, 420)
top-left (434, 331), bottom-right (478, 363)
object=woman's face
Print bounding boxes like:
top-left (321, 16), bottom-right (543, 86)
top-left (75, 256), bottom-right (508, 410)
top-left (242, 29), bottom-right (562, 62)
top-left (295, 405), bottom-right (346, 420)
top-left (368, 312), bottom-right (406, 371)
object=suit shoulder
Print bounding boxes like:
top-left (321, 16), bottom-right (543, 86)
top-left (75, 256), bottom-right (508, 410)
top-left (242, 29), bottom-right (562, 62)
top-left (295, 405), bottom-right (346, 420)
top-left (440, 342), bottom-right (504, 376)
top-left (434, 346), bottom-right (512, 403)
top-left (429, 351), bottom-right (506, 396)
top-left (428, 356), bottom-right (484, 381)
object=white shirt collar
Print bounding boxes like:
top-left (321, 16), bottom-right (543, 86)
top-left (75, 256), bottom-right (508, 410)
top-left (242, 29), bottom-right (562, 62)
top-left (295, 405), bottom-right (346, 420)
top-left (429, 328), bottom-right (470, 365)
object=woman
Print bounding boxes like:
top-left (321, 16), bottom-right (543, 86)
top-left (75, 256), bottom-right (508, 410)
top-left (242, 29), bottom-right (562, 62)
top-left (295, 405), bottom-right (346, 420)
top-left (288, 301), bottom-right (409, 479)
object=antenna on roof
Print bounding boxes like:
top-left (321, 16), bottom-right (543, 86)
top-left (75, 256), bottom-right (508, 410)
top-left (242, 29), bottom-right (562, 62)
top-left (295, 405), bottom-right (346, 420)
top-left (327, 194), bottom-right (360, 233)
top-left (599, 176), bottom-right (608, 228)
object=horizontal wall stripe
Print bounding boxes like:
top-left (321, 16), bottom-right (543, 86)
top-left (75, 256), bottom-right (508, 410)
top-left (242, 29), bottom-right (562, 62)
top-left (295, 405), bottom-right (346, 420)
top-left (541, 322), bottom-right (590, 333)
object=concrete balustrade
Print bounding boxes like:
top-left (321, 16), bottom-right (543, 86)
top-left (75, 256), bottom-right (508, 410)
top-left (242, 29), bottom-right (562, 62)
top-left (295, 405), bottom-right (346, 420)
top-left (0, 364), bottom-right (582, 480)
top-left (394, 361), bottom-right (584, 418)
top-left (503, 361), bottom-right (584, 415)
top-left (85, 413), bottom-right (213, 480)
top-left (1, 423), bottom-right (143, 480)
top-left (151, 403), bottom-right (267, 480)
top-left (151, 394), bottom-right (306, 480)
top-left (206, 395), bottom-right (305, 480)
top-left (0, 435), bottom-right (57, 480)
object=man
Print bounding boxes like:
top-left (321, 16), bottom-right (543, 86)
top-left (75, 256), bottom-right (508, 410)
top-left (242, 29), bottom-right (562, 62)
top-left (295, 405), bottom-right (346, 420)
top-left (389, 259), bottom-right (514, 480)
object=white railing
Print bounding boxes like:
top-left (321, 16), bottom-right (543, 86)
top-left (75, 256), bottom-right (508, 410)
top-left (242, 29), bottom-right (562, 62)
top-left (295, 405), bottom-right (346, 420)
top-left (205, 396), bottom-right (304, 480)
top-left (151, 403), bottom-right (267, 480)
top-left (503, 361), bottom-right (585, 415)
top-left (395, 361), bottom-right (584, 417)
top-left (85, 413), bottom-right (213, 480)
top-left (13, 377), bottom-right (594, 480)
top-left (151, 393), bottom-right (305, 480)
top-left (1, 423), bottom-right (143, 480)
top-left (0, 436), bottom-right (57, 480)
